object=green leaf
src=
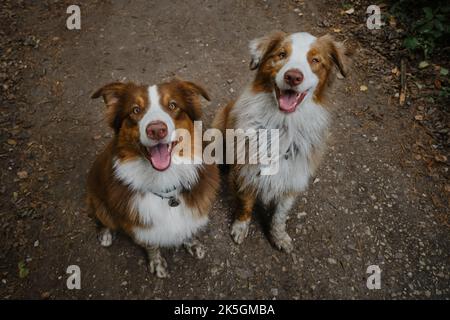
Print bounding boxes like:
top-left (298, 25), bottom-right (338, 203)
top-left (18, 261), bottom-right (29, 279)
top-left (418, 21), bottom-right (435, 34)
top-left (404, 37), bottom-right (419, 50)
top-left (434, 20), bottom-right (444, 32)
top-left (423, 7), bottom-right (433, 20)
top-left (440, 67), bottom-right (449, 76)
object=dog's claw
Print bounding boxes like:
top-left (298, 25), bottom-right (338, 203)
top-left (149, 255), bottom-right (169, 278)
top-left (97, 228), bottom-right (113, 247)
top-left (231, 219), bottom-right (250, 244)
top-left (184, 240), bottom-right (206, 259)
top-left (271, 230), bottom-right (294, 253)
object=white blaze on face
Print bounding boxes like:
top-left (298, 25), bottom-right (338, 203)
top-left (275, 32), bottom-right (319, 95)
top-left (139, 85), bottom-right (176, 147)
top-left (139, 85), bottom-right (177, 171)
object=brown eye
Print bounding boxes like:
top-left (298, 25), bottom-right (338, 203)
top-left (312, 58), bottom-right (320, 64)
top-left (169, 101), bottom-right (177, 110)
top-left (132, 105), bottom-right (141, 114)
top-left (279, 51), bottom-right (287, 59)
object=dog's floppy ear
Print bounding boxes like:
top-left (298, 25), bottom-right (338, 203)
top-left (180, 80), bottom-right (210, 102)
top-left (315, 34), bottom-right (353, 78)
top-left (91, 82), bottom-right (128, 133)
top-left (249, 30), bottom-right (286, 70)
top-left (173, 78), bottom-right (210, 121)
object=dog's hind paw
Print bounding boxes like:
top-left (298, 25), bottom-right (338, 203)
top-left (231, 219), bottom-right (250, 245)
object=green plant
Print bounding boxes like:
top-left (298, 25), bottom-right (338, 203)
top-left (391, 1), bottom-right (450, 57)
top-left (439, 86), bottom-right (450, 98)
top-left (404, 6), bottom-right (450, 57)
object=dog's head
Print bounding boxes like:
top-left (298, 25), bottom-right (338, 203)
top-left (249, 31), bottom-right (351, 113)
top-left (91, 79), bottom-right (209, 171)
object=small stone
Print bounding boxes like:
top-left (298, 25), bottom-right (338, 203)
top-left (418, 61), bottom-right (429, 69)
top-left (327, 258), bottom-right (337, 264)
top-left (34, 240), bottom-right (39, 247)
top-left (17, 171), bottom-right (28, 179)
top-left (297, 211), bottom-right (307, 218)
top-left (270, 288), bottom-right (278, 296)
top-left (345, 8), bottom-right (355, 15)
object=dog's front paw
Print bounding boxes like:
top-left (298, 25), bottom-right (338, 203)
top-left (97, 228), bottom-right (113, 247)
top-left (231, 219), bottom-right (250, 245)
top-left (184, 239), bottom-right (206, 260)
top-left (271, 230), bottom-right (294, 253)
top-left (149, 255), bottom-right (169, 278)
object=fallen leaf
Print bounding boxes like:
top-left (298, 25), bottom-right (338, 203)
top-left (333, 28), bottom-right (341, 33)
top-left (431, 194), bottom-right (443, 208)
top-left (391, 67), bottom-right (400, 76)
top-left (434, 79), bottom-right (442, 89)
top-left (440, 67), bottom-right (448, 76)
top-left (399, 92), bottom-right (406, 106)
top-left (41, 292), bottom-right (51, 299)
top-left (435, 154), bottom-right (447, 163)
top-left (360, 85), bottom-right (368, 92)
top-left (414, 115), bottom-right (424, 121)
top-left (93, 135), bottom-right (102, 140)
top-left (345, 8), bottom-right (355, 14)
top-left (7, 139), bottom-right (17, 146)
top-left (418, 61), bottom-right (429, 69)
top-left (17, 171), bottom-right (28, 179)
top-left (389, 16), bottom-right (397, 27)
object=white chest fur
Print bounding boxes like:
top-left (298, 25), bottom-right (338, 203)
top-left (232, 88), bottom-right (330, 204)
top-left (113, 158), bottom-right (207, 247)
top-left (132, 192), bottom-right (208, 247)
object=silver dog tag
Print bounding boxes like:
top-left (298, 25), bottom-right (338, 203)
top-left (168, 197), bottom-right (180, 207)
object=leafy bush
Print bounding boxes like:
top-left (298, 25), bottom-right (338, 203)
top-left (390, 1), bottom-right (450, 57)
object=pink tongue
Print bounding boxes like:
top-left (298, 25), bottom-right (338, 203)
top-left (279, 91), bottom-right (299, 112)
top-left (148, 144), bottom-right (171, 171)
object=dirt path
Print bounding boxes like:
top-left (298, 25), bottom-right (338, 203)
top-left (1, 0), bottom-right (449, 299)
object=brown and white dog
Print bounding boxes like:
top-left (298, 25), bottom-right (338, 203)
top-left (213, 31), bottom-right (351, 252)
top-left (87, 79), bottom-right (219, 278)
